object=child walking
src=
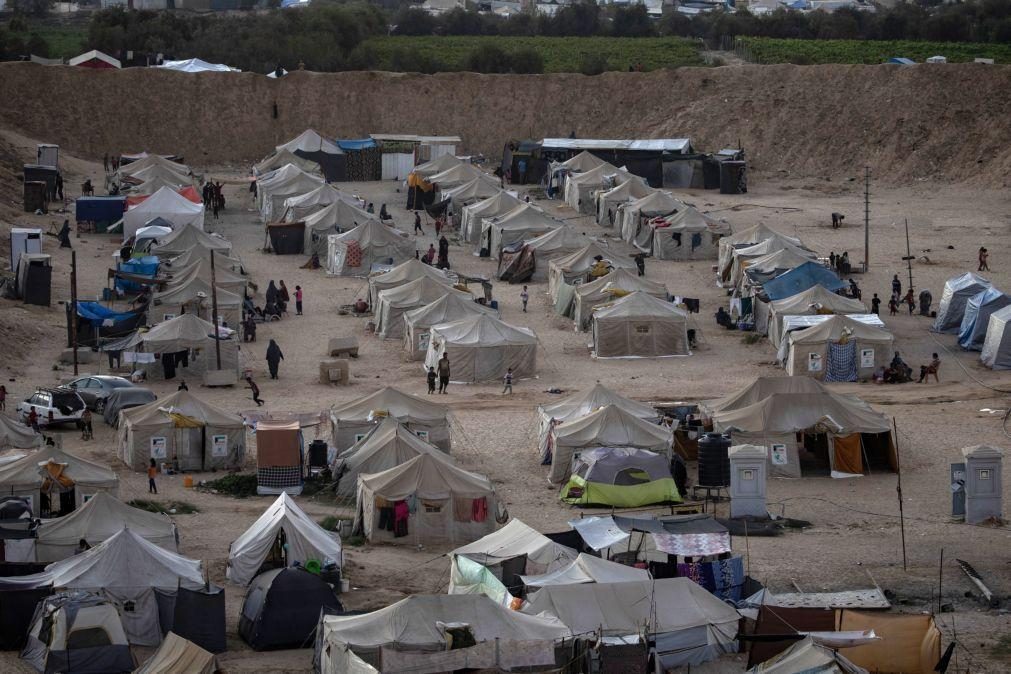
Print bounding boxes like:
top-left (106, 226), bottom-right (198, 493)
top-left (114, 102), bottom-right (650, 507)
top-left (246, 376), bottom-right (264, 406)
top-left (148, 459), bottom-right (158, 494)
top-left (427, 367), bottom-right (437, 394)
top-left (502, 368), bottom-right (513, 395)
top-left (520, 286), bottom-right (529, 313)
top-left (295, 285), bottom-right (303, 315)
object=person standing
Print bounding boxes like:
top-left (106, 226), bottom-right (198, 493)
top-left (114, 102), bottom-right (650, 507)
top-left (871, 293), bottom-right (881, 315)
top-left (634, 253), bottom-right (646, 277)
top-left (266, 339), bottom-right (284, 379)
top-left (891, 275), bottom-right (902, 301)
top-left (414, 212), bottom-right (424, 235)
top-left (80, 408), bottom-right (93, 441)
top-left (246, 376), bottom-right (264, 406)
top-left (103, 154), bottom-right (109, 172)
top-left (295, 285), bottom-right (303, 315)
top-left (502, 368), bottom-right (513, 395)
top-left (148, 459), bottom-right (158, 494)
top-left (979, 247), bottom-right (990, 272)
top-left (437, 235), bottom-right (450, 270)
top-left (56, 174), bottom-right (64, 202)
top-left (212, 197), bottom-right (220, 220)
top-left (278, 281), bottom-right (290, 304)
top-left (427, 366), bottom-right (437, 394)
top-left (521, 285), bottom-right (529, 313)
top-left (58, 219), bottom-right (72, 249)
top-left (437, 354), bottom-right (451, 394)
top-left (0, 385), bottom-right (6, 411)
top-left (28, 406), bottom-right (39, 432)
top-left (904, 288), bottom-right (915, 315)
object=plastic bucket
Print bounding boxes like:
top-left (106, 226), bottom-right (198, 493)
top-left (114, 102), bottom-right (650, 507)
top-left (183, 475), bottom-right (193, 488)
top-left (340, 578), bottom-right (351, 593)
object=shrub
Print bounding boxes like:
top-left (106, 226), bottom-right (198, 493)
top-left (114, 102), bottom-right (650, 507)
top-left (466, 43), bottom-right (510, 73)
top-left (199, 473), bottom-right (258, 498)
top-left (579, 52), bottom-right (608, 75)
top-left (510, 47), bottom-right (544, 74)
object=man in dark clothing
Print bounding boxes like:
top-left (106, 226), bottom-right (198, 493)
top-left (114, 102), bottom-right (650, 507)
top-left (427, 367), bottom-right (437, 394)
top-left (634, 254), bottom-right (645, 277)
top-left (56, 174), bottom-right (64, 201)
top-left (58, 219), bottom-right (72, 248)
top-left (120, 242), bottom-right (133, 263)
top-left (178, 380), bottom-right (188, 391)
top-left (871, 293), bottom-right (881, 315)
top-left (266, 339), bottom-right (284, 379)
top-left (246, 376), bottom-right (264, 406)
top-left (437, 236), bottom-right (450, 270)
top-left (414, 212), bottom-right (424, 235)
top-left (437, 354), bottom-right (450, 394)
top-left (891, 275), bottom-right (901, 301)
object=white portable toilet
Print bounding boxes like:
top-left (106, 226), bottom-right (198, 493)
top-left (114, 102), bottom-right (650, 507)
top-left (10, 227), bottom-right (43, 273)
top-left (729, 444), bottom-right (768, 519)
top-left (36, 144), bottom-right (59, 168)
top-left (962, 445), bottom-right (1003, 525)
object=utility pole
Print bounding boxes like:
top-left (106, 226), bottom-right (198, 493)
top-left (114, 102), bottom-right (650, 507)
top-left (864, 167), bottom-right (870, 272)
top-left (70, 250), bottom-right (79, 376)
top-left (903, 218), bottom-right (915, 295)
top-left (209, 250), bottom-right (222, 370)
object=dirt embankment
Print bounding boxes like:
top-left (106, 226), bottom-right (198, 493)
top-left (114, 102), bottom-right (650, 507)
top-left (1, 62), bottom-right (1011, 185)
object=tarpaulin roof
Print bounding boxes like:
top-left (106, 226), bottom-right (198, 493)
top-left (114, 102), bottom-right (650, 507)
top-left (120, 155), bottom-right (190, 178)
top-left (304, 198), bottom-right (377, 233)
top-left (701, 376), bottom-right (829, 416)
top-left (543, 138), bottom-right (691, 152)
top-left (626, 190), bottom-right (682, 215)
top-left (762, 261), bottom-right (846, 301)
top-left (539, 383), bottom-right (657, 428)
top-left (157, 58), bottom-right (239, 72)
top-left (368, 258), bottom-right (456, 306)
top-left (525, 226), bottom-right (591, 257)
top-left (452, 518), bottom-right (576, 568)
top-left (593, 290), bottom-right (688, 321)
top-left (464, 190), bottom-right (521, 219)
top-left (575, 267), bottom-right (668, 300)
top-left (751, 636), bottom-right (867, 674)
top-left (520, 552), bottom-right (650, 588)
top-left (358, 453), bottom-right (493, 501)
top-left (787, 314), bottom-right (894, 347)
top-left (711, 392), bottom-right (891, 435)
top-left (275, 130), bottom-right (343, 156)
top-left (770, 284), bottom-right (866, 315)
top-left (336, 138), bottom-right (377, 151)
top-left (331, 387), bottom-right (448, 424)
top-left (430, 313), bottom-right (536, 347)
top-left (74, 302), bottom-right (138, 326)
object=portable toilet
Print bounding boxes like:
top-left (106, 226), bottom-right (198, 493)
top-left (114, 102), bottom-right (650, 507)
top-left (37, 144), bottom-right (59, 168)
top-left (10, 227), bottom-right (43, 273)
top-left (962, 445), bottom-right (1003, 525)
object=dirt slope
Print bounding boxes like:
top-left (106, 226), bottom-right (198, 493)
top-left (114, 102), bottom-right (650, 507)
top-left (1, 62), bottom-right (1010, 185)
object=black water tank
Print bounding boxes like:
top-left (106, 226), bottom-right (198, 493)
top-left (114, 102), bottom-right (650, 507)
top-left (697, 432), bottom-right (731, 487)
top-left (308, 440), bottom-right (328, 468)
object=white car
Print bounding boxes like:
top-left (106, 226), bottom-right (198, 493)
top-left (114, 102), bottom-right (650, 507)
top-left (17, 388), bottom-right (86, 427)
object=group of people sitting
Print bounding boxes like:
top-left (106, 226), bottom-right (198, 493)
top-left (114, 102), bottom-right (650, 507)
top-left (242, 280), bottom-right (291, 339)
top-left (874, 351), bottom-right (940, 384)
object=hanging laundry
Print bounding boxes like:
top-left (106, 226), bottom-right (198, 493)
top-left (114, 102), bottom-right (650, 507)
top-left (472, 497), bottom-right (488, 523)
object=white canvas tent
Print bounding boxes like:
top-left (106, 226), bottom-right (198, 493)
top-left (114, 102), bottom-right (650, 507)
top-left (152, 276), bottom-right (243, 326)
top-left (461, 190), bottom-right (522, 245)
top-left (592, 291), bottom-right (691, 359)
top-left (749, 636), bottom-right (868, 674)
top-left (258, 164), bottom-right (325, 222)
top-left (253, 148), bottom-right (321, 177)
top-left (35, 492), bottom-right (177, 562)
top-left (355, 454), bottom-right (498, 546)
top-left (130, 313), bottom-right (241, 380)
top-left (0, 446), bottom-right (118, 517)
top-left (932, 272), bottom-right (991, 333)
top-left (149, 223), bottom-right (232, 257)
top-left (333, 417), bottom-right (451, 499)
top-left (410, 153), bottom-right (464, 179)
top-left (571, 268), bottom-right (669, 330)
top-left (428, 163), bottom-right (498, 192)
top-left (717, 223), bottom-right (804, 284)
top-left (562, 162), bottom-right (623, 214)
top-left (226, 493), bottom-right (342, 585)
top-left (739, 246), bottom-right (818, 295)
top-left (126, 175), bottom-right (188, 197)
top-left (403, 292), bottom-right (497, 360)
top-left (368, 258), bottom-right (457, 307)
top-left (165, 256), bottom-right (247, 295)
top-left (329, 387), bottom-right (451, 451)
top-left (728, 236), bottom-right (814, 288)
top-left (515, 227), bottom-right (594, 282)
top-left (649, 207), bottom-right (729, 261)
top-left (281, 183), bottom-right (345, 222)
top-left (782, 315), bottom-right (894, 381)
top-left (980, 304), bottom-right (1011, 370)
top-left (521, 552), bottom-right (649, 589)
top-left (481, 203), bottom-right (562, 258)
top-left (276, 129), bottom-right (343, 156)
top-left (547, 242), bottom-right (636, 300)
top-left (548, 403), bottom-right (673, 483)
top-left (425, 314), bottom-right (537, 383)
top-left (0, 414), bottom-right (42, 450)
top-left (595, 178), bottom-right (654, 227)
top-left (618, 191), bottom-right (683, 246)
top-left (123, 187), bottom-right (205, 242)
top-left (442, 177), bottom-right (501, 208)
top-left (375, 276), bottom-right (470, 340)
top-left (118, 389), bottom-right (245, 472)
top-left (125, 164), bottom-right (195, 188)
top-left (303, 198), bottom-right (378, 255)
top-left (119, 155), bottom-right (190, 179)
top-left (326, 222), bottom-right (415, 277)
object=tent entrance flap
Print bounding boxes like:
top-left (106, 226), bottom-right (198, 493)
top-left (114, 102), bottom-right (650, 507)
top-left (831, 433), bottom-right (863, 475)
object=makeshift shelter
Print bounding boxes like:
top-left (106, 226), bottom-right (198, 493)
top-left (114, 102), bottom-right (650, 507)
top-left (367, 258), bottom-right (456, 307)
top-left (561, 447), bottom-right (680, 507)
top-left (649, 207), bottom-right (729, 261)
top-left (548, 404), bottom-right (673, 483)
top-left (257, 164), bottom-right (325, 222)
top-left (595, 178), bottom-right (654, 227)
top-left (499, 227), bottom-right (592, 283)
top-left (521, 552), bottom-right (650, 589)
top-left (326, 222), bottom-right (414, 277)
top-left (315, 594), bottom-right (570, 673)
top-left (0, 529), bottom-right (205, 645)
top-left (591, 291), bottom-right (691, 358)
top-left (618, 191), bottom-right (683, 246)
top-left (0, 415), bottom-right (42, 451)
top-left (933, 272), bottom-right (991, 334)
top-left (122, 187), bottom-right (204, 242)
top-left (449, 519), bottom-right (577, 599)
top-left (711, 390), bottom-right (894, 478)
top-left (152, 276), bottom-right (242, 326)
top-left (227, 493), bottom-right (342, 586)
top-left (980, 304), bottom-right (1011, 370)
top-left (67, 302), bottom-right (146, 348)
top-left (481, 203), bottom-right (562, 258)
top-left (354, 454), bottom-right (498, 546)
top-left (239, 567), bottom-right (342, 651)
top-left (767, 285), bottom-right (868, 346)
top-left (253, 148), bottom-right (320, 177)
top-left (266, 221), bottom-right (305, 255)
top-left (330, 387), bottom-right (451, 451)
top-left (275, 130), bottom-right (346, 181)
top-left (149, 223), bottom-right (231, 257)
top-left (762, 261), bottom-right (846, 301)
top-left (35, 492), bottom-right (176, 563)
top-left (571, 268), bottom-right (669, 330)
top-left (958, 287), bottom-right (1011, 350)
top-left (461, 190), bottom-right (522, 245)
top-left (522, 579), bottom-right (738, 668)
top-left (741, 247), bottom-right (818, 294)
top-left (537, 383), bottom-right (658, 462)
top-left (375, 277), bottom-right (469, 340)
top-left (781, 315), bottom-right (894, 381)
top-left (0, 446), bottom-right (118, 517)
top-left (135, 631), bottom-right (216, 674)
top-left (69, 49), bottom-right (121, 69)
top-left (21, 592), bottom-right (133, 674)
top-left (334, 418), bottom-right (451, 499)
top-left (253, 420), bottom-right (303, 496)
top-left (158, 57), bottom-right (238, 72)
top-left (424, 314), bottom-right (537, 383)
top-left (303, 198), bottom-right (377, 255)
top-left (281, 183), bottom-right (344, 222)
top-left (118, 389), bottom-right (245, 472)
top-left (749, 636), bottom-right (867, 674)
top-left (403, 292), bottom-right (497, 360)
top-left (547, 242), bottom-right (636, 300)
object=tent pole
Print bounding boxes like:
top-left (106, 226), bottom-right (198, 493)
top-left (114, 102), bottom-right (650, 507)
top-left (892, 418), bottom-right (908, 571)
top-left (903, 218), bottom-right (915, 294)
top-left (210, 250), bottom-right (222, 370)
top-left (863, 167), bottom-right (870, 272)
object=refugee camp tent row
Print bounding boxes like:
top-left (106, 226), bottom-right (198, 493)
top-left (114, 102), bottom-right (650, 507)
top-left (406, 154), bottom-right (465, 209)
top-left (429, 163), bottom-right (499, 198)
top-left (375, 277), bottom-right (472, 340)
top-left (329, 386), bottom-right (452, 451)
top-left (739, 247), bottom-right (818, 296)
top-left (0, 446), bottom-right (118, 518)
top-left (257, 163), bottom-right (325, 222)
top-left (151, 274), bottom-right (243, 326)
top-left (591, 291), bottom-right (692, 359)
top-left (280, 183), bottom-right (345, 222)
top-left (726, 235), bottom-right (816, 290)
top-left (403, 292), bottom-right (498, 360)
top-left (442, 177), bottom-right (501, 225)
top-left (765, 284), bottom-right (868, 346)
top-left (617, 190), bottom-right (683, 245)
top-left (149, 222), bottom-right (232, 257)
top-left (546, 241), bottom-right (637, 301)
top-left (326, 221), bottom-right (415, 277)
top-left (717, 223), bottom-right (805, 287)
top-left (779, 315), bottom-right (894, 381)
top-left (460, 190), bottom-right (522, 245)
top-left (933, 272), bottom-right (992, 334)
top-left (424, 313), bottom-right (538, 383)
top-left (594, 177), bottom-right (654, 227)
top-left (563, 163), bottom-right (638, 214)
top-left (647, 207), bottom-right (732, 261)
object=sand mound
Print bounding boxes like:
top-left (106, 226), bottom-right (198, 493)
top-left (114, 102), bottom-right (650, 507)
top-left (0, 63), bottom-right (1009, 185)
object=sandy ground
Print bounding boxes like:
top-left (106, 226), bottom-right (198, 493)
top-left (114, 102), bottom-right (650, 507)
top-left (1, 147), bottom-right (1011, 671)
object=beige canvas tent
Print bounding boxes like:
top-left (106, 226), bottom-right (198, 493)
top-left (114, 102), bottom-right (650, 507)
top-left (410, 153), bottom-right (463, 179)
top-left (326, 222), bottom-right (415, 277)
top-left (595, 178), bottom-right (654, 227)
top-left (135, 632), bottom-right (216, 674)
top-left (368, 258), bottom-right (457, 308)
top-left (281, 183), bottom-right (345, 222)
top-left (461, 190), bottom-right (522, 245)
top-left (717, 223), bottom-right (804, 284)
top-left (429, 163), bottom-right (498, 193)
top-left (764, 280), bottom-right (866, 342)
top-left (152, 277), bottom-right (242, 327)
top-left (425, 314), bottom-right (537, 383)
top-left (547, 242), bottom-right (636, 300)
top-left (520, 552), bottom-right (650, 589)
top-left (329, 387), bottom-right (451, 451)
top-left (375, 276), bottom-right (469, 340)
top-left (481, 203), bottom-right (562, 258)
top-left (149, 223), bottom-right (232, 257)
top-left (354, 454), bottom-right (498, 546)
top-left (253, 148), bottom-right (321, 177)
top-left (591, 291), bottom-right (691, 358)
top-left (749, 636), bottom-right (866, 674)
top-left (728, 236), bottom-right (815, 289)
top-left (303, 198), bottom-right (378, 255)
top-left (442, 177), bottom-right (501, 210)
top-left (782, 315), bottom-right (894, 381)
top-left (333, 417), bottom-right (451, 499)
top-left (35, 492), bottom-right (177, 562)
top-left (403, 292), bottom-right (497, 360)
top-left (0, 446), bottom-right (118, 517)
top-left (118, 389), bottom-right (245, 472)
top-left (164, 256), bottom-right (247, 295)
top-left (562, 162), bottom-right (624, 213)
top-left (548, 403), bottom-right (673, 483)
top-left (571, 268), bottom-right (669, 330)
top-left (130, 313), bottom-right (240, 380)
top-left (257, 163), bottom-right (325, 222)
top-left (618, 191), bottom-right (683, 246)
top-left (119, 154), bottom-right (191, 178)
top-left (518, 227), bottom-right (594, 282)
top-left (650, 207), bottom-right (730, 261)
top-left (123, 187), bottom-right (205, 242)
top-left (737, 246), bottom-right (818, 295)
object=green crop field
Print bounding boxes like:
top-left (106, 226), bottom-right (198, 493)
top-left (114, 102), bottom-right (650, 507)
top-left (737, 37), bottom-right (1011, 65)
top-left (363, 36), bottom-right (705, 73)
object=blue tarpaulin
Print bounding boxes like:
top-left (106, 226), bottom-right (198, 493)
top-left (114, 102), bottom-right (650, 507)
top-left (763, 261), bottom-right (846, 301)
top-left (336, 138), bottom-right (377, 151)
top-left (116, 256), bottom-right (159, 293)
top-left (75, 302), bottom-right (138, 326)
top-left (958, 287), bottom-right (1011, 350)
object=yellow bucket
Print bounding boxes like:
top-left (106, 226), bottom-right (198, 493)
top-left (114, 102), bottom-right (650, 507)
top-left (183, 475), bottom-right (193, 488)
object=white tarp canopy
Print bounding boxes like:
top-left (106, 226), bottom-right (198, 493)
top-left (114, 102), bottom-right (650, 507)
top-left (35, 492), bottom-right (177, 562)
top-left (123, 187), bottom-right (204, 242)
top-left (120, 155), bottom-right (191, 178)
top-left (782, 314), bottom-right (894, 380)
top-left (424, 314), bottom-right (537, 383)
top-left (520, 552), bottom-right (649, 588)
top-left (226, 492), bottom-right (343, 585)
top-left (326, 222), bottom-right (415, 277)
top-left (156, 58), bottom-right (239, 72)
top-left (0, 446), bottom-right (118, 517)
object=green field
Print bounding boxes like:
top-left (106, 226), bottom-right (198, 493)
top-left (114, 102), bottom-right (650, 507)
top-left (737, 37), bottom-right (1011, 65)
top-left (363, 36), bottom-right (705, 73)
